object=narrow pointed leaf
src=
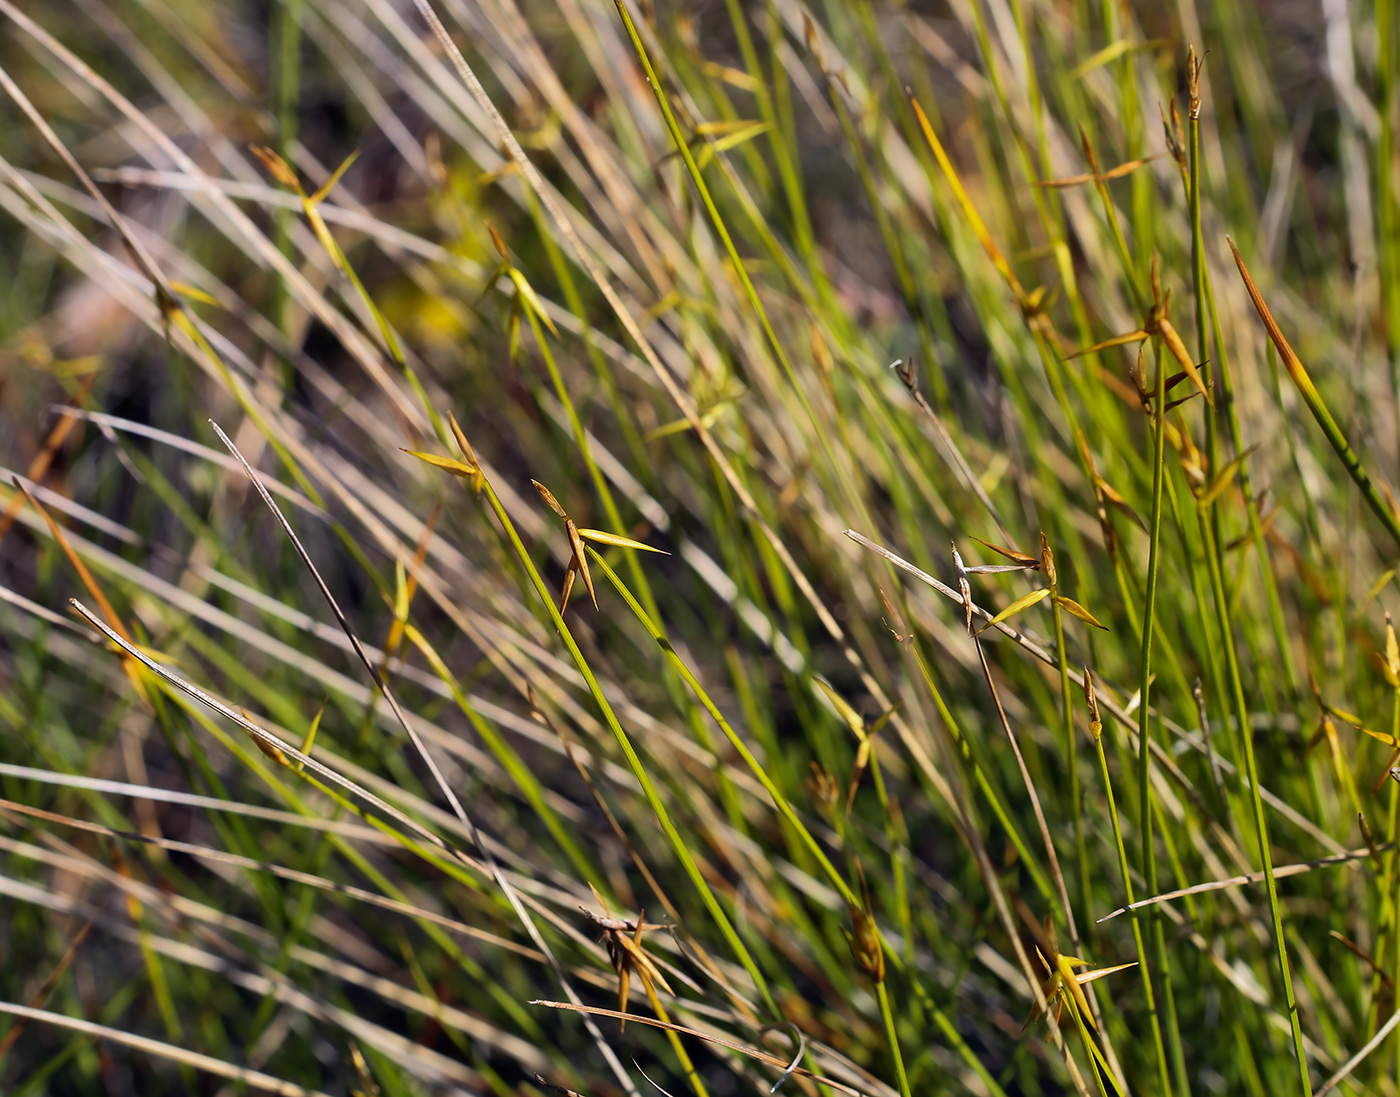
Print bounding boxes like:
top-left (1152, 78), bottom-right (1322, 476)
top-left (972, 537), bottom-right (1040, 568)
top-left (980, 587), bottom-right (1051, 630)
top-left (1067, 330), bottom-right (1149, 360)
top-left (1157, 318), bottom-right (1213, 407)
top-left (403, 449), bottom-right (479, 479)
top-left (566, 521), bottom-right (597, 609)
top-left (576, 529), bottom-right (668, 554)
top-left (560, 559), bottom-right (578, 614)
top-left (531, 479), bottom-right (569, 518)
top-left (507, 268), bottom-right (561, 337)
top-left (1056, 596), bottom-right (1109, 630)
top-left (308, 150), bottom-right (360, 205)
top-left (813, 676), bottom-right (866, 738)
top-left (1197, 444), bottom-right (1261, 507)
top-left (1231, 237), bottom-right (1400, 548)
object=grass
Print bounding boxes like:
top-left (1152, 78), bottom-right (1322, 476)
top-left (1, 0), bottom-right (1400, 1093)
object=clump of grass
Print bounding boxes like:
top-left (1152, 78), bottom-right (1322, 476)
top-left (2, 0), bottom-right (1400, 1094)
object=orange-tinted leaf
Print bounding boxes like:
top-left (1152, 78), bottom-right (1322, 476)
top-left (249, 145), bottom-right (302, 191)
top-left (971, 537), bottom-right (1039, 569)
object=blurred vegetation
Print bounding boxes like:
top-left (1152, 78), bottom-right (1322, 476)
top-left (2, 0), bottom-right (1400, 1095)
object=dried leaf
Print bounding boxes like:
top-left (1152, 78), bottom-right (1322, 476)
top-left (531, 479), bottom-right (569, 519)
top-left (566, 520), bottom-right (597, 610)
top-left (249, 145), bottom-right (302, 191)
top-left (952, 542), bottom-right (973, 634)
top-left (487, 222), bottom-right (509, 260)
top-left (971, 536), bottom-right (1040, 569)
top-left (1156, 318), bottom-right (1213, 407)
top-left (560, 559), bottom-right (578, 614)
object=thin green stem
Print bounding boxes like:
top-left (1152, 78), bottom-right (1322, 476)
top-left (477, 477), bottom-right (781, 1018)
top-left (875, 980), bottom-right (913, 1097)
top-left (1137, 351), bottom-right (1177, 1097)
top-left (1198, 498), bottom-right (1312, 1094)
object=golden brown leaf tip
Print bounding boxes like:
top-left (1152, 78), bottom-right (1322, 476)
top-left (249, 145), bottom-right (301, 191)
top-left (1038, 531), bottom-right (1056, 585)
top-left (531, 479), bottom-right (569, 519)
top-left (1082, 667), bottom-right (1102, 741)
top-left (843, 867), bottom-right (885, 983)
top-left (1056, 595), bottom-right (1109, 631)
top-left (971, 536), bottom-right (1039, 569)
top-left (487, 221), bottom-right (509, 261)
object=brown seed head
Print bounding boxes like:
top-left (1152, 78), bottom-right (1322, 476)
top-left (1187, 46), bottom-right (1203, 120)
top-left (809, 762), bottom-right (840, 813)
top-left (1082, 666), bottom-right (1102, 742)
top-left (531, 479), bottom-right (569, 519)
top-left (1039, 531), bottom-right (1056, 586)
top-left (846, 901), bottom-right (885, 983)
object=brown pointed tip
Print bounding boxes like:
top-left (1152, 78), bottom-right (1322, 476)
top-left (486, 222), bottom-right (508, 261)
top-left (531, 479), bottom-right (568, 518)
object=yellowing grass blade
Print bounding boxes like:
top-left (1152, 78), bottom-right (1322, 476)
top-left (813, 676), bottom-right (866, 738)
top-left (507, 268), bottom-right (560, 338)
top-left (403, 449), bottom-right (479, 479)
top-left (981, 587), bottom-right (1051, 630)
top-left (167, 281), bottom-right (220, 307)
top-left (576, 529), bottom-right (669, 554)
top-left (1230, 237), bottom-right (1400, 548)
top-left (1067, 330), bottom-right (1148, 360)
top-left (1196, 444), bottom-right (1261, 508)
top-left (909, 96), bottom-right (1023, 299)
top-left (308, 150), bottom-right (360, 205)
top-left (1055, 596), bottom-right (1110, 631)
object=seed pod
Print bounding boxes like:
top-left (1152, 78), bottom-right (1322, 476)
top-left (1082, 666), bottom-right (1102, 742)
top-left (1039, 531), bottom-right (1056, 586)
top-left (1386, 614), bottom-right (1400, 688)
top-left (846, 900), bottom-right (885, 983)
